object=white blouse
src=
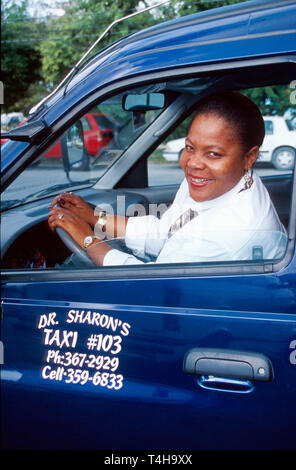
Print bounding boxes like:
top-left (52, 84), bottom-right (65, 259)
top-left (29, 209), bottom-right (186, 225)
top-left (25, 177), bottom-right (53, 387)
top-left (103, 172), bottom-right (287, 266)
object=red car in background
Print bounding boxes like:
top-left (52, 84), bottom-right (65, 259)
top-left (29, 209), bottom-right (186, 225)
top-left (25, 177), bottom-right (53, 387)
top-left (2, 113), bottom-right (116, 161)
top-left (45, 112), bottom-right (116, 159)
top-left (81, 113), bottom-right (116, 155)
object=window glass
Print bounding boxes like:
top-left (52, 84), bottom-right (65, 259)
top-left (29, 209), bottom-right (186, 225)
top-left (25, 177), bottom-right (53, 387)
top-left (144, 82), bottom-right (294, 266)
top-left (1, 91), bottom-right (164, 212)
top-left (286, 119), bottom-right (296, 131)
top-left (2, 81), bottom-right (294, 271)
top-left (264, 120), bottom-right (274, 135)
top-left (80, 117), bottom-right (91, 131)
top-left (93, 114), bottom-right (116, 129)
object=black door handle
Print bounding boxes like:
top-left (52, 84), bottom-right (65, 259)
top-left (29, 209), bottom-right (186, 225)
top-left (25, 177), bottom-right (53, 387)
top-left (183, 348), bottom-right (274, 382)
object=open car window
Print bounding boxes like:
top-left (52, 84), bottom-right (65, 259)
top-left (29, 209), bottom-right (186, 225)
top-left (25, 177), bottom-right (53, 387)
top-left (1, 77), bottom-right (295, 272)
top-left (1, 90), bottom-right (165, 212)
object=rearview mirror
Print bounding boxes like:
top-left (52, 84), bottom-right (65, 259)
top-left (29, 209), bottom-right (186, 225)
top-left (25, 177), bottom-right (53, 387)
top-left (123, 92), bottom-right (165, 111)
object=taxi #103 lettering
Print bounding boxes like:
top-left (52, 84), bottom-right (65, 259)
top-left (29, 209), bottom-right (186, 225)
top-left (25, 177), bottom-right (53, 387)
top-left (37, 309), bottom-right (131, 390)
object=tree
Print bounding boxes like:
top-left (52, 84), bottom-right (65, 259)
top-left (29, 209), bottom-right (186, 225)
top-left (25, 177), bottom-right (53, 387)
top-left (40, 0), bottom-right (151, 88)
top-left (2, 0), bottom-right (292, 117)
top-left (244, 86), bottom-right (293, 116)
top-left (1, 0), bottom-right (44, 112)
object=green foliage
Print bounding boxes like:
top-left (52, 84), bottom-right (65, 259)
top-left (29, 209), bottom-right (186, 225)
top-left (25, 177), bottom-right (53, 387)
top-left (161, 0), bottom-right (249, 19)
top-left (39, 0), bottom-right (250, 91)
top-left (40, 0), bottom-right (147, 87)
top-left (1, 0), bottom-right (293, 118)
top-left (1, 0), bottom-right (44, 112)
top-left (243, 86), bottom-right (292, 116)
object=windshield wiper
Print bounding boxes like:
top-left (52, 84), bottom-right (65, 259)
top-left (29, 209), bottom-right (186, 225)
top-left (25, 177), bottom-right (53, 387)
top-left (2, 180), bottom-right (97, 212)
top-left (26, 179), bottom-right (97, 201)
top-left (1, 199), bottom-right (23, 211)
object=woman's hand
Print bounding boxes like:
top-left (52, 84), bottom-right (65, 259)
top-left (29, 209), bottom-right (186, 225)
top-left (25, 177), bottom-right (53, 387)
top-left (48, 205), bottom-right (112, 266)
top-left (50, 192), bottom-right (97, 227)
top-left (48, 206), bottom-right (94, 249)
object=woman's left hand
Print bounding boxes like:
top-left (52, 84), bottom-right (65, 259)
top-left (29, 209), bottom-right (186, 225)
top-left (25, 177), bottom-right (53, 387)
top-left (48, 206), bottom-right (94, 249)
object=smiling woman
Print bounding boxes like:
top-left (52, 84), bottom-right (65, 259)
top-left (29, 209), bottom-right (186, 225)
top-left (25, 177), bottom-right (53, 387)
top-left (180, 91), bottom-right (265, 202)
top-left (49, 91), bottom-right (287, 266)
top-left (1, 0), bottom-right (296, 451)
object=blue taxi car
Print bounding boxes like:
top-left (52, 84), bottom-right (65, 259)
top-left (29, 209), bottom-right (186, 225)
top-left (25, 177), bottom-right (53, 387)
top-left (1, 0), bottom-right (296, 450)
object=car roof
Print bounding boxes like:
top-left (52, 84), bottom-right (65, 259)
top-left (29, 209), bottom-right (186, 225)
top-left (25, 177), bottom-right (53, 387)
top-left (2, 0), bottom-right (295, 175)
top-left (38, 1), bottom-right (294, 118)
top-left (11, 0), bottom-right (296, 129)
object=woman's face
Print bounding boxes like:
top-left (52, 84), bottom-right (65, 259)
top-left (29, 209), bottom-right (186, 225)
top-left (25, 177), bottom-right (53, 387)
top-left (180, 112), bottom-right (258, 202)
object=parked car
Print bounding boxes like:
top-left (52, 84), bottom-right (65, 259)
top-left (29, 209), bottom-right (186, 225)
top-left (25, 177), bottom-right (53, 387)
top-left (1, 112), bottom-right (24, 132)
top-left (42, 112), bottom-right (116, 169)
top-left (1, 113), bottom-right (115, 155)
top-left (1, 115), bottom-right (26, 145)
top-left (1, 0), bottom-right (296, 451)
top-left (259, 116), bottom-right (296, 169)
top-left (81, 113), bottom-right (117, 155)
top-left (163, 116), bottom-right (296, 170)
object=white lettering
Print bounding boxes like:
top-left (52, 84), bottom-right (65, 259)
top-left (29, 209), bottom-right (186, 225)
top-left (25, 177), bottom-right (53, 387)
top-left (38, 312), bottom-right (58, 329)
top-left (43, 329), bottom-right (78, 348)
top-left (289, 339), bottom-right (296, 365)
top-left (104, 455), bottom-right (138, 467)
top-left (39, 308), bottom-right (132, 391)
top-left (42, 365), bottom-right (51, 378)
top-left (41, 365), bottom-right (64, 381)
top-left (65, 309), bottom-right (125, 334)
top-left (66, 309), bottom-right (75, 323)
top-left (120, 322), bottom-right (131, 337)
top-left (108, 316), bottom-right (119, 332)
top-left (100, 314), bottom-right (109, 328)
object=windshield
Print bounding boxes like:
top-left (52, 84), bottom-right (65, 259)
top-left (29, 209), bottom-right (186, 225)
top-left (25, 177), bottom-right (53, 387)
top-left (1, 91), bottom-right (164, 211)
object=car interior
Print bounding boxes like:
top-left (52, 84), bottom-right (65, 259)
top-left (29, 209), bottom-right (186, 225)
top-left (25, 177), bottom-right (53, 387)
top-left (1, 64), bottom-right (295, 271)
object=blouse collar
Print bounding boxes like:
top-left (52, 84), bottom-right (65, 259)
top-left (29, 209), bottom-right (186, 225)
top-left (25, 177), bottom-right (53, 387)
top-left (184, 174), bottom-right (248, 212)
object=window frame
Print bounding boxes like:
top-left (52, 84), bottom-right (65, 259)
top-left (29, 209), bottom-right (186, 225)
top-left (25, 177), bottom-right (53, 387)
top-left (264, 120), bottom-right (274, 135)
top-left (2, 55), bottom-right (296, 283)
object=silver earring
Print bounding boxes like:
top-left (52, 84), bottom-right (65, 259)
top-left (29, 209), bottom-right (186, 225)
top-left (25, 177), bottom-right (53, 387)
top-left (243, 168), bottom-right (253, 190)
top-left (239, 168), bottom-right (254, 192)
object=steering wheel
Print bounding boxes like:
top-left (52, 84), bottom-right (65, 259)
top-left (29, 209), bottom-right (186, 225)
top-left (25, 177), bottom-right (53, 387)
top-left (56, 227), bottom-right (95, 266)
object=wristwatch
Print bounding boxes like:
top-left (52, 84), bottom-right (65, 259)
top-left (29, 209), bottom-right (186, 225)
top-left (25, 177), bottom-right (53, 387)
top-left (95, 210), bottom-right (107, 234)
top-left (83, 235), bottom-right (99, 250)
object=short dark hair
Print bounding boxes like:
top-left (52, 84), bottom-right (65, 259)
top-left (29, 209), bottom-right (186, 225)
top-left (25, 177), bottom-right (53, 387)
top-left (190, 91), bottom-right (265, 152)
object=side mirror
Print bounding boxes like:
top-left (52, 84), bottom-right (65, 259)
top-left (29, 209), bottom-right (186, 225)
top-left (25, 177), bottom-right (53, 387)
top-left (123, 92), bottom-right (165, 111)
top-left (66, 120), bottom-right (85, 167)
top-left (61, 120), bottom-right (87, 178)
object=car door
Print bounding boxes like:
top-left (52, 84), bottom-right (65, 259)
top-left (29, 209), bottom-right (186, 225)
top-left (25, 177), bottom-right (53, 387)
top-left (1, 242), bottom-right (296, 450)
top-left (1, 70), bottom-right (296, 450)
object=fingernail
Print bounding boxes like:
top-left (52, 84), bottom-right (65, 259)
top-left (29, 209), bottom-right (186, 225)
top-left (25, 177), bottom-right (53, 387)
top-left (59, 198), bottom-right (65, 205)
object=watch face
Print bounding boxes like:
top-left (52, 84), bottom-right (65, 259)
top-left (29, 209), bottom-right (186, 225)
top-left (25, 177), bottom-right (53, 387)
top-left (84, 236), bottom-right (93, 247)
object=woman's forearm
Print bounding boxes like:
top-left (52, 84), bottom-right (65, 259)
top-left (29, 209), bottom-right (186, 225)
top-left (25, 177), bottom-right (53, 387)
top-left (85, 239), bottom-right (113, 266)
